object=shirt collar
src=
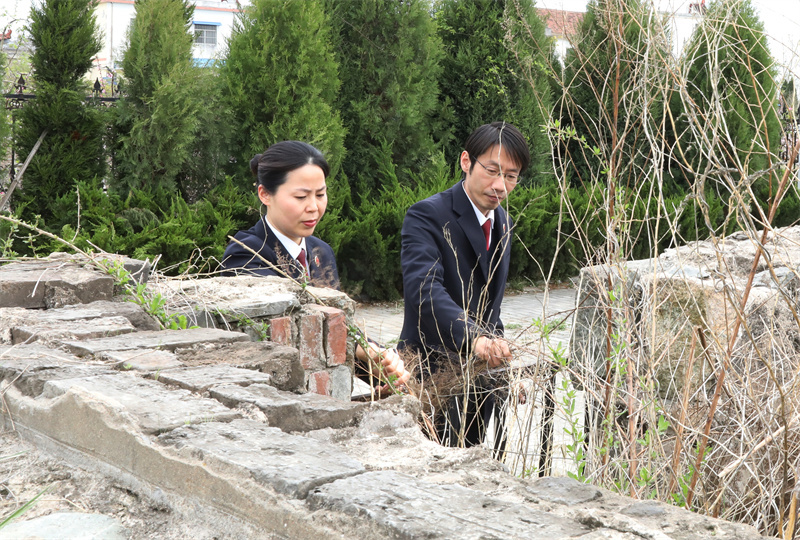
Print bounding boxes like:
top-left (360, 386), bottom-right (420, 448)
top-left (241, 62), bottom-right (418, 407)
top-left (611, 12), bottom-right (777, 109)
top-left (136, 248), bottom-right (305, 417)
top-left (264, 216), bottom-right (307, 260)
top-left (462, 181), bottom-right (494, 227)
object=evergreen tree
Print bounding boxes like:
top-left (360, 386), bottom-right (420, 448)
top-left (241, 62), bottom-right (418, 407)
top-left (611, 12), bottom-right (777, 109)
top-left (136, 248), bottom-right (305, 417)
top-left (112, 0), bottom-right (206, 197)
top-left (13, 0), bottom-right (104, 229)
top-left (0, 48), bottom-right (9, 183)
top-left (436, 0), bottom-right (552, 178)
top-left (561, 0), bottom-right (670, 189)
top-left (328, 0), bottom-right (443, 198)
top-left (780, 78), bottom-right (798, 118)
top-left (220, 0), bottom-right (345, 188)
top-left (679, 0), bottom-right (779, 188)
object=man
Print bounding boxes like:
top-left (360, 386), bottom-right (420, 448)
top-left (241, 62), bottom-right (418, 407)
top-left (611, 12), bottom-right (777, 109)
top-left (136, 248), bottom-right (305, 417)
top-left (398, 121), bottom-right (530, 448)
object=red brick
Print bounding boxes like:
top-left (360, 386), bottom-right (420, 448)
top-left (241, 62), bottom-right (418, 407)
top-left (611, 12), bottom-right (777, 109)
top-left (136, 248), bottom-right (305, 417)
top-left (309, 371), bottom-right (331, 396)
top-left (307, 305), bottom-right (347, 367)
top-left (270, 316), bottom-right (292, 346)
top-left (299, 312), bottom-right (324, 370)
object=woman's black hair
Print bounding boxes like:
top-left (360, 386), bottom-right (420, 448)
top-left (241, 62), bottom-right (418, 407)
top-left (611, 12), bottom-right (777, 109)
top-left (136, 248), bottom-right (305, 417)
top-left (462, 121), bottom-right (530, 178)
top-left (251, 141), bottom-right (330, 194)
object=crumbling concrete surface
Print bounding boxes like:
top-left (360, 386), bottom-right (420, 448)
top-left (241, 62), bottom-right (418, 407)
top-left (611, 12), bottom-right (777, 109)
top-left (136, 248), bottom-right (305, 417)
top-left (0, 254), bottom-right (774, 539)
top-left (572, 226), bottom-right (800, 401)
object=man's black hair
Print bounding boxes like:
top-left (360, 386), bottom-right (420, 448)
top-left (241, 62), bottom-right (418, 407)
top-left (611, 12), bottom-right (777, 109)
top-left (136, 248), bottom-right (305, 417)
top-left (462, 121), bottom-right (530, 178)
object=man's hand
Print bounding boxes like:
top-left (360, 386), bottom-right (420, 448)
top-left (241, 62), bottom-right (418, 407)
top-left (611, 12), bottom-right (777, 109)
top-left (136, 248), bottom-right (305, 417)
top-left (473, 335), bottom-right (512, 368)
top-left (376, 346), bottom-right (412, 385)
top-left (359, 342), bottom-right (412, 386)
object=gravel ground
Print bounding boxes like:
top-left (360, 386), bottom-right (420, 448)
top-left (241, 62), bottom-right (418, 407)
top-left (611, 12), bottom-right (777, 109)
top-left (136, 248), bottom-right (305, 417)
top-left (0, 428), bottom-right (186, 539)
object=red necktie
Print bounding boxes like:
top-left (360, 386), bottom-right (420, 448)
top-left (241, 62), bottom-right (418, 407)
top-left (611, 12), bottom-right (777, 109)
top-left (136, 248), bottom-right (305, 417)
top-left (297, 248), bottom-right (308, 275)
top-left (482, 220), bottom-right (492, 250)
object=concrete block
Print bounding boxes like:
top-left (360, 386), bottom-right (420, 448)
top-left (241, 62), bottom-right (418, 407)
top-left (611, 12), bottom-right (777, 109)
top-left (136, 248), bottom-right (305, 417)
top-left (329, 365), bottom-right (352, 402)
top-left (2, 384), bottom-right (345, 539)
top-left (307, 304), bottom-right (347, 367)
top-left (299, 312), bottom-right (324, 370)
top-left (154, 365), bottom-right (272, 393)
top-left (12, 315), bottom-right (137, 345)
top-left (0, 344), bottom-right (116, 397)
top-left (209, 384), bottom-right (366, 432)
top-left (61, 328), bottom-right (250, 357)
top-left (526, 476), bottom-right (603, 505)
top-left (95, 254), bottom-right (151, 285)
top-left (105, 349), bottom-right (183, 372)
top-left (43, 373), bottom-right (240, 434)
top-left (0, 512), bottom-right (128, 540)
top-left (158, 419), bottom-right (365, 499)
top-left (304, 285), bottom-right (355, 316)
top-left (0, 258), bottom-right (115, 309)
top-left (171, 341), bottom-right (305, 393)
top-left (149, 276), bottom-right (301, 322)
top-left (307, 470), bottom-right (589, 538)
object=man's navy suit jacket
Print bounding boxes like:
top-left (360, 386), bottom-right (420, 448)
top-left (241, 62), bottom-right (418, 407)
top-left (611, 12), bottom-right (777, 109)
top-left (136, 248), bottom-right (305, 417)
top-left (398, 181), bottom-right (511, 364)
top-left (220, 218), bottom-right (340, 289)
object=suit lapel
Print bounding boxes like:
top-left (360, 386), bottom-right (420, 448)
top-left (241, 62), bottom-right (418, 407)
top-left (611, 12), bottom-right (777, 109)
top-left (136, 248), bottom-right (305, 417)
top-left (262, 223), bottom-right (304, 280)
top-left (452, 182), bottom-right (489, 279)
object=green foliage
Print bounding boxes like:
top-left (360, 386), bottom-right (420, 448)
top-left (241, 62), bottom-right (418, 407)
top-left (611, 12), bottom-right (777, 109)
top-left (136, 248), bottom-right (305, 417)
top-left (0, 49), bottom-right (9, 178)
top-left (0, 484), bottom-right (52, 530)
top-left (319, 143), bottom-right (452, 299)
top-left (221, 0), bottom-right (345, 189)
top-left (119, 0), bottom-right (194, 107)
top-left (780, 78), bottom-right (798, 116)
top-left (112, 0), bottom-right (210, 196)
top-left (29, 177), bottom-right (252, 275)
top-left (679, 0), bottom-right (780, 185)
top-left (105, 260), bottom-right (194, 329)
top-left (175, 69), bottom-right (234, 202)
top-left (13, 0), bottom-right (104, 231)
top-left (26, 0), bottom-right (100, 88)
top-left (436, 0), bottom-right (552, 177)
top-left (561, 0), bottom-right (669, 188)
top-left (329, 0), bottom-right (444, 199)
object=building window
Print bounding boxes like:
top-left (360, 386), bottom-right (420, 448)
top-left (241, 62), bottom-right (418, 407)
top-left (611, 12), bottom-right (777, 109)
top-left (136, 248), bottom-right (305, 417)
top-left (194, 24), bottom-right (217, 46)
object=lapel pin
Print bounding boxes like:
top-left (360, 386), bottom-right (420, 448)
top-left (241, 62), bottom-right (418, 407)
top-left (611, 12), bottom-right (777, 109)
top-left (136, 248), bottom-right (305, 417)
top-left (314, 255), bottom-right (320, 266)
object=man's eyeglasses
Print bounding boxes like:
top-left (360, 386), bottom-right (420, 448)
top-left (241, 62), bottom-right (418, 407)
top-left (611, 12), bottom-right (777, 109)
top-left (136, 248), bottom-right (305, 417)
top-left (472, 156), bottom-right (521, 185)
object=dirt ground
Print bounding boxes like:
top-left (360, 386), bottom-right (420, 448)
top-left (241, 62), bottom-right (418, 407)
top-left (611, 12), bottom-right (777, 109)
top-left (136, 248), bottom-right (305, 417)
top-left (0, 427), bottom-right (191, 539)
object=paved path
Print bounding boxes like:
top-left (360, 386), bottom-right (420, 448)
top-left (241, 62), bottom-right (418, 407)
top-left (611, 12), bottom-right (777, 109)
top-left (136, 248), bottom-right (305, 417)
top-left (353, 286), bottom-right (577, 355)
top-left (353, 286), bottom-right (579, 477)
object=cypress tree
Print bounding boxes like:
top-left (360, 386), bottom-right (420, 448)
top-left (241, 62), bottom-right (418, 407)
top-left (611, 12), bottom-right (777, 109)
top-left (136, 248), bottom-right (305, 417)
top-left (112, 0), bottom-right (205, 197)
top-left (678, 0), bottom-right (780, 225)
top-left (0, 48), bottom-right (9, 182)
top-left (436, 0), bottom-right (552, 177)
top-left (220, 0), bottom-right (345, 187)
top-left (13, 0), bottom-right (104, 230)
top-left (561, 0), bottom-right (669, 189)
top-left (780, 78), bottom-right (798, 117)
top-left (674, 0), bottom-right (781, 230)
top-left (328, 0), bottom-right (443, 198)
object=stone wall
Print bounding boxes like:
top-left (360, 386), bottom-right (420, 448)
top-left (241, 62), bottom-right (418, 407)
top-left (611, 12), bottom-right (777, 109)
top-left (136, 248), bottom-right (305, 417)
top-left (0, 254), bottom-right (354, 400)
top-left (569, 226), bottom-right (800, 534)
top-left (0, 253), bottom-right (775, 539)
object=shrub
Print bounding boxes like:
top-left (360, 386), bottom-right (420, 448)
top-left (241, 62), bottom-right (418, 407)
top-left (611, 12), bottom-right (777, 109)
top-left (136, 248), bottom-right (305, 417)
top-left (13, 0), bottom-right (104, 231)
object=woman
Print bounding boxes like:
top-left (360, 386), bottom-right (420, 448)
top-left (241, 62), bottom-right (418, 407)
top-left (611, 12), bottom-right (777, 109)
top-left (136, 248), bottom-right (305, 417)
top-left (221, 141), bottom-right (410, 387)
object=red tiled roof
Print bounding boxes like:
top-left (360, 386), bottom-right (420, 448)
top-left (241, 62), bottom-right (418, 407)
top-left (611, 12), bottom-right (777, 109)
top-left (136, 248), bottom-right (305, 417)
top-left (537, 9), bottom-right (584, 38)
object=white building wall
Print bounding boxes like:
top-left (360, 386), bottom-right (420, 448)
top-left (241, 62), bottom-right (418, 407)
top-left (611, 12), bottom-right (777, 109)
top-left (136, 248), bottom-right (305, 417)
top-left (89, 0), bottom-right (246, 89)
